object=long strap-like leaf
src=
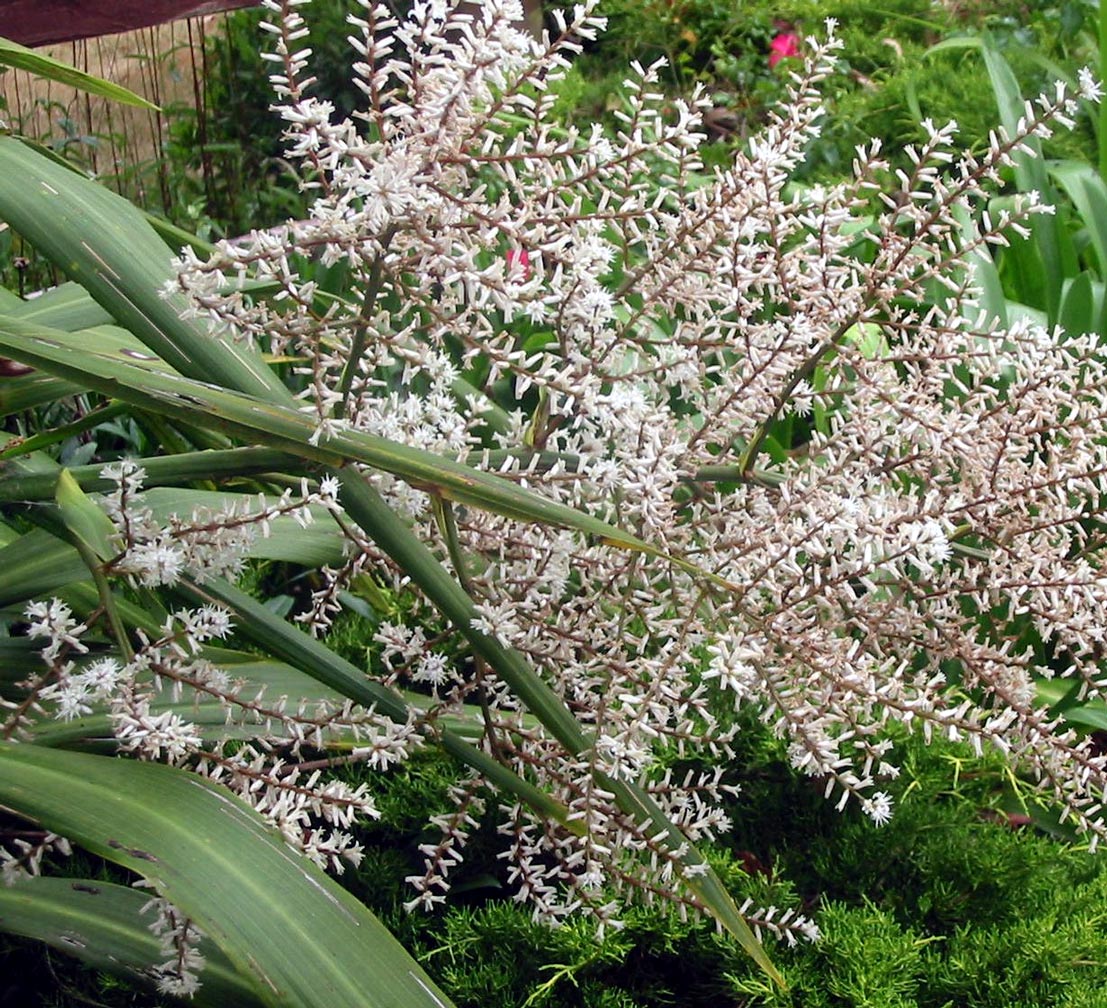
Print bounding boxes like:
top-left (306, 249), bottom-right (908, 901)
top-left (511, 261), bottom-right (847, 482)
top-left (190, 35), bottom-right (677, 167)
top-left (0, 138), bottom-right (294, 405)
top-left (0, 876), bottom-right (263, 1008)
top-left (0, 742), bottom-right (457, 1008)
top-left (0, 317), bottom-right (656, 555)
top-left (0, 37), bottom-right (157, 108)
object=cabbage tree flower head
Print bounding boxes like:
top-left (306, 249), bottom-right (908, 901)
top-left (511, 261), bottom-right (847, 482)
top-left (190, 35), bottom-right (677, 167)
top-left (151, 0), bottom-right (1107, 944)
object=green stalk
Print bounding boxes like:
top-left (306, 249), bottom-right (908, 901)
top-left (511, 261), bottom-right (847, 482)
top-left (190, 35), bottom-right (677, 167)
top-left (336, 225), bottom-right (395, 420)
top-left (335, 470), bottom-right (586, 751)
top-left (72, 539), bottom-right (133, 663)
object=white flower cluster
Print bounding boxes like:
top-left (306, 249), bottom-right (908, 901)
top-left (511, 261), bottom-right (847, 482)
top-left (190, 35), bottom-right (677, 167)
top-left (739, 898), bottom-right (822, 947)
top-left (195, 744), bottom-right (381, 872)
top-left (141, 893), bottom-right (206, 997)
top-left (404, 774), bottom-right (486, 911)
top-left (12, 596), bottom-right (406, 896)
top-left (160, 0), bottom-right (1107, 938)
top-left (100, 460), bottom-right (341, 587)
top-left (0, 832), bottom-right (71, 886)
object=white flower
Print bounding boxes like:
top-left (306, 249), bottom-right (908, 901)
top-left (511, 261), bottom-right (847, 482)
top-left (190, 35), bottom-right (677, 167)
top-left (703, 638), bottom-right (760, 699)
top-left (412, 651), bottom-right (454, 687)
top-left (861, 792), bottom-right (894, 826)
top-left (24, 599), bottom-right (88, 662)
top-left (112, 702), bottom-right (202, 765)
top-left (1078, 66), bottom-right (1103, 103)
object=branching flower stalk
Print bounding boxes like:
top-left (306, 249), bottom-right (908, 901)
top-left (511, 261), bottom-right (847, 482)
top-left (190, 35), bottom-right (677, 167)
top-left (13, 595), bottom-right (393, 874)
top-left (161, 0), bottom-right (1107, 937)
top-left (2, 465), bottom-right (415, 894)
top-left (99, 459), bottom-right (342, 588)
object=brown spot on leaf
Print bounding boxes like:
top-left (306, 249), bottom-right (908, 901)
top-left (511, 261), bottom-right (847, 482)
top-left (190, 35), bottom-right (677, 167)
top-left (106, 839), bottom-right (158, 861)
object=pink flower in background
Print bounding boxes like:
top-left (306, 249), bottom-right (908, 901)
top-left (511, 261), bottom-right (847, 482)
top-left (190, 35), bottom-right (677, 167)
top-left (768, 30), bottom-right (800, 68)
top-left (506, 247), bottom-right (531, 281)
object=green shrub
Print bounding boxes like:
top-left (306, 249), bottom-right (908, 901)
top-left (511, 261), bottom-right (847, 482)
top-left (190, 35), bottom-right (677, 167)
top-left (347, 733), bottom-right (1107, 1008)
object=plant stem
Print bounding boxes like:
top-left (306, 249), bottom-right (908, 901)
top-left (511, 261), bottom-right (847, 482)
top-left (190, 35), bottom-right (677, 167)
top-left (336, 225), bottom-right (396, 420)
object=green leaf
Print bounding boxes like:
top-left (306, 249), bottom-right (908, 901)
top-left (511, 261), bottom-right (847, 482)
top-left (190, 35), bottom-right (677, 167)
top-left (127, 486), bottom-right (346, 567)
top-left (0, 402), bottom-right (128, 460)
top-left (975, 39), bottom-right (1074, 320)
top-left (844, 322), bottom-right (889, 360)
top-left (0, 371), bottom-right (82, 415)
top-left (7, 137), bottom-right (220, 261)
top-left (1036, 678), bottom-right (1107, 731)
top-left (952, 202), bottom-right (1007, 327)
top-left (1058, 271), bottom-right (1097, 337)
top-left (0, 137), bottom-right (294, 405)
top-left (0, 445), bottom-right (304, 501)
top-left (19, 648), bottom-right (488, 750)
top-left (930, 35), bottom-right (1075, 320)
top-left (0, 36), bottom-right (157, 109)
top-left (1100, 0), bottom-right (1107, 180)
top-left (1050, 160), bottom-right (1107, 281)
top-left (0, 484), bottom-right (342, 607)
top-left (55, 469), bottom-right (117, 563)
top-left (0, 876), bottom-right (264, 1007)
top-left (0, 527), bottom-right (87, 607)
top-left (7, 281), bottom-right (115, 331)
top-left (0, 315), bottom-right (662, 559)
top-left (0, 742), bottom-right (457, 1008)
